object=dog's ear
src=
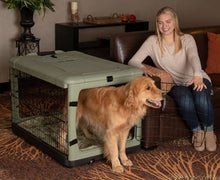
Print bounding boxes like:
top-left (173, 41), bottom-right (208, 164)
top-left (124, 84), bottom-right (138, 108)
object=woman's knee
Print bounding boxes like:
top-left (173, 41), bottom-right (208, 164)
top-left (169, 86), bottom-right (194, 109)
top-left (193, 88), bottom-right (212, 108)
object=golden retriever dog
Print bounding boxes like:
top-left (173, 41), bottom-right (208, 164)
top-left (76, 76), bottom-right (164, 173)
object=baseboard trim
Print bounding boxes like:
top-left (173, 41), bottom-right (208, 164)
top-left (0, 82), bottom-right (10, 93)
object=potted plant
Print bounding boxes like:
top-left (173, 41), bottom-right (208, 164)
top-left (1, 0), bottom-right (55, 14)
top-left (1, 0), bottom-right (55, 41)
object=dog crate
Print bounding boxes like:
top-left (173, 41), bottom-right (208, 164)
top-left (9, 51), bottom-right (143, 167)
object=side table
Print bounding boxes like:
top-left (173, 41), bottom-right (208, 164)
top-left (55, 20), bottom-right (149, 51)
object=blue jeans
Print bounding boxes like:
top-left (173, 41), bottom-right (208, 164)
top-left (168, 78), bottom-right (214, 133)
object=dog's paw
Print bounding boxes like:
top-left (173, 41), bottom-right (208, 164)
top-left (112, 165), bottom-right (124, 173)
top-left (121, 159), bottom-right (133, 166)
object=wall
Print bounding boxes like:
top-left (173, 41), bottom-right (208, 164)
top-left (176, 0), bottom-right (220, 28)
top-left (0, 0), bottom-right (219, 83)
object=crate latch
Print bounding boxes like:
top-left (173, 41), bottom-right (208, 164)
top-left (69, 101), bottom-right (78, 106)
top-left (70, 139), bottom-right (78, 146)
top-left (106, 76), bottom-right (113, 82)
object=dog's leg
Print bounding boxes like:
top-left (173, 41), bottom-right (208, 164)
top-left (104, 130), bottom-right (124, 173)
top-left (118, 129), bottom-right (133, 166)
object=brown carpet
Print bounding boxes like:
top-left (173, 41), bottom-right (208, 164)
top-left (1, 91), bottom-right (220, 180)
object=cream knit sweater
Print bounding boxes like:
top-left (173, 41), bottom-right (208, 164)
top-left (128, 34), bottom-right (210, 85)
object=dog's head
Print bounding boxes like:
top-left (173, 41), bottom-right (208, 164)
top-left (125, 76), bottom-right (164, 109)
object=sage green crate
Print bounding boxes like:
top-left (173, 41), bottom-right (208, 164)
top-left (10, 51), bottom-right (143, 167)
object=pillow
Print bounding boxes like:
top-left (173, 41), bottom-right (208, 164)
top-left (205, 32), bottom-right (220, 74)
top-left (142, 64), bottom-right (173, 93)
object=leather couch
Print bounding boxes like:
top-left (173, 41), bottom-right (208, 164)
top-left (110, 26), bottom-right (220, 149)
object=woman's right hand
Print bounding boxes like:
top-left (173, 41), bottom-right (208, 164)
top-left (141, 67), bottom-right (155, 77)
top-left (188, 76), bottom-right (207, 91)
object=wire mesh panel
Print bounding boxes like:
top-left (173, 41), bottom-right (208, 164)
top-left (12, 71), bottom-right (68, 154)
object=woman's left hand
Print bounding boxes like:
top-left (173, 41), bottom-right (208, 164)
top-left (188, 76), bottom-right (207, 91)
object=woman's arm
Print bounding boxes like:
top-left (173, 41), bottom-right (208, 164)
top-left (185, 34), bottom-right (207, 91)
top-left (185, 34), bottom-right (203, 77)
top-left (128, 36), bottom-right (154, 70)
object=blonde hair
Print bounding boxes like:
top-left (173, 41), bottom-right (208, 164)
top-left (156, 7), bottom-right (183, 55)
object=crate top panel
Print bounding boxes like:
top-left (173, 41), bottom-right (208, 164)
top-left (10, 51), bottom-right (142, 88)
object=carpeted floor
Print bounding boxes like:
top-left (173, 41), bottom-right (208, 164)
top-left (1, 91), bottom-right (220, 180)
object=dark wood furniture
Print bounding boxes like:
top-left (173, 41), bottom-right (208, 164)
top-left (55, 21), bottom-right (149, 51)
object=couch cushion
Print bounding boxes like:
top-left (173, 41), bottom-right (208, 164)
top-left (110, 31), bottom-right (155, 64)
top-left (209, 74), bottom-right (220, 86)
top-left (205, 32), bottom-right (220, 74)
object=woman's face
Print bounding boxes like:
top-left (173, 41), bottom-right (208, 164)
top-left (157, 13), bottom-right (175, 36)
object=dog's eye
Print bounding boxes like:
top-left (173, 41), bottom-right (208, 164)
top-left (146, 86), bottom-right (150, 90)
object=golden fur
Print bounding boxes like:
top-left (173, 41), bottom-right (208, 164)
top-left (76, 76), bottom-right (164, 173)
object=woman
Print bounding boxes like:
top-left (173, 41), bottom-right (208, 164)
top-left (128, 7), bottom-right (216, 151)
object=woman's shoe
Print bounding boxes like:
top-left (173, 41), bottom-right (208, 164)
top-left (205, 131), bottom-right (217, 152)
top-left (192, 130), bottom-right (205, 151)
